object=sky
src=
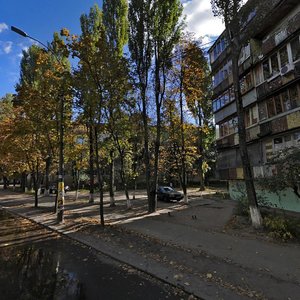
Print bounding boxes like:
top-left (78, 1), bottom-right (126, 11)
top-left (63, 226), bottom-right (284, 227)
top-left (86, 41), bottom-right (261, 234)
top-left (0, 0), bottom-right (224, 97)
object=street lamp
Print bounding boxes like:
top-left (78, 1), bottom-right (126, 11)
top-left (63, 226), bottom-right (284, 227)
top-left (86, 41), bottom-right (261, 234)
top-left (11, 25), bottom-right (66, 223)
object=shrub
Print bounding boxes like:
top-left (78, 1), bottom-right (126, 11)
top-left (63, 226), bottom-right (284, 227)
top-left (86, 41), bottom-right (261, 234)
top-left (263, 215), bottom-right (295, 242)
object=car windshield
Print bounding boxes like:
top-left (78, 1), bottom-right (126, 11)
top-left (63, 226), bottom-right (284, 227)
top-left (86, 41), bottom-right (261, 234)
top-left (163, 187), bottom-right (174, 192)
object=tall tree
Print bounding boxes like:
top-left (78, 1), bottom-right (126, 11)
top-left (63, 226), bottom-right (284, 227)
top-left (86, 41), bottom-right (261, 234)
top-left (150, 0), bottom-right (184, 211)
top-left (129, 0), bottom-right (183, 213)
top-left (128, 0), bottom-right (154, 212)
top-left (182, 38), bottom-right (215, 191)
top-left (103, 0), bottom-right (133, 208)
top-left (211, 0), bottom-right (266, 228)
top-left (15, 41), bottom-right (71, 207)
top-left (63, 2), bottom-right (131, 222)
top-left (103, 0), bottom-right (128, 57)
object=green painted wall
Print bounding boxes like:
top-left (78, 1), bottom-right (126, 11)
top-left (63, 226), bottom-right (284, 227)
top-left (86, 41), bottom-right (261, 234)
top-left (229, 180), bottom-right (300, 213)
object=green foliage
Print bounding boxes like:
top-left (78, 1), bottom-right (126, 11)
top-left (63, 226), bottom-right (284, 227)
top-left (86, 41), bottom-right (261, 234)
top-left (259, 147), bottom-right (300, 200)
top-left (103, 0), bottom-right (128, 57)
top-left (0, 94), bottom-right (14, 121)
top-left (263, 215), bottom-right (296, 242)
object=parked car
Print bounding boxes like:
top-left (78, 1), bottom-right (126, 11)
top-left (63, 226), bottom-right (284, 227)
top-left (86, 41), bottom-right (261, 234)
top-left (157, 186), bottom-right (183, 202)
top-left (50, 184), bottom-right (70, 194)
top-left (41, 184), bottom-right (70, 194)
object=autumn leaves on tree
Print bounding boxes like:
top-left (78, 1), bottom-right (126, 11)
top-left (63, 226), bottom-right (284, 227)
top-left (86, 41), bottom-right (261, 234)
top-left (0, 0), bottom-right (214, 222)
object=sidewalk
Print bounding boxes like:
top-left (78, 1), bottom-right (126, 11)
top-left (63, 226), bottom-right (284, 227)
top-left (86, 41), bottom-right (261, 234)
top-left (0, 188), bottom-right (300, 300)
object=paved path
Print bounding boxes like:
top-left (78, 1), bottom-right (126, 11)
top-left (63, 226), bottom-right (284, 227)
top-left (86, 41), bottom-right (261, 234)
top-left (0, 189), bottom-right (299, 300)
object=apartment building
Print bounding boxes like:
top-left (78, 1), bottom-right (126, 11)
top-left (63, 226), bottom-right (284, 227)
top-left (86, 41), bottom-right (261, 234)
top-left (209, 0), bottom-right (300, 211)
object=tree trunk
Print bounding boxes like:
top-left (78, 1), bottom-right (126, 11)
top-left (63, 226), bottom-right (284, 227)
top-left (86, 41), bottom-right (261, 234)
top-left (75, 169), bottom-right (80, 201)
top-left (132, 179), bottom-right (137, 200)
top-left (94, 126), bottom-right (104, 226)
top-left (45, 156), bottom-right (51, 196)
top-left (109, 150), bottom-right (116, 207)
top-left (140, 85), bottom-right (152, 212)
top-left (198, 114), bottom-right (205, 191)
top-left (119, 155), bottom-right (132, 209)
top-left (179, 70), bottom-right (188, 204)
top-left (3, 176), bottom-right (8, 190)
top-left (88, 123), bottom-right (95, 203)
top-left (231, 40), bottom-right (262, 229)
top-left (21, 172), bottom-right (27, 193)
top-left (32, 171), bottom-right (39, 208)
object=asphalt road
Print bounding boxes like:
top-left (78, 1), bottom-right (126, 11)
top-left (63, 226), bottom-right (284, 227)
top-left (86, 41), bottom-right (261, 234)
top-left (0, 209), bottom-right (190, 300)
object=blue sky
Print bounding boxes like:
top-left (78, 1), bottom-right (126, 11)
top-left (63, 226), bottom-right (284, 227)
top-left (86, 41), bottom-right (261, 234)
top-left (0, 0), bottom-right (223, 97)
top-left (0, 0), bottom-right (102, 96)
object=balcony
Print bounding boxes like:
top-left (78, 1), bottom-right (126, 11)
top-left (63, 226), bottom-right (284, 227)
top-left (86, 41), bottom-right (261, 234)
top-left (210, 46), bottom-right (231, 71)
top-left (256, 75), bottom-right (283, 100)
top-left (216, 134), bottom-right (236, 149)
top-left (271, 116), bottom-right (288, 133)
top-left (213, 77), bottom-right (231, 98)
top-left (258, 121), bottom-right (272, 137)
top-left (246, 125), bottom-right (260, 142)
top-left (287, 110), bottom-right (300, 130)
top-left (261, 11), bottom-right (300, 56)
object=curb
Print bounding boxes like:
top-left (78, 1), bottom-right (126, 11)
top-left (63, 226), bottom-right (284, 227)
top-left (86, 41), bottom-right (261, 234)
top-left (0, 205), bottom-right (203, 299)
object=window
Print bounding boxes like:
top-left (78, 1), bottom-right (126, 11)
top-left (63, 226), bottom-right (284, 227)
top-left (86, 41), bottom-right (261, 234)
top-left (223, 122), bottom-right (229, 136)
top-left (279, 46), bottom-right (289, 67)
top-left (245, 110), bottom-right (251, 128)
top-left (239, 43), bottom-right (251, 65)
top-left (281, 90), bottom-right (291, 111)
top-left (274, 95), bottom-right (283, 114)
top-left (229, 86), bottom-right (235, 101)
top-left (245, 105), bottom-right (258, 127)
top-left (254, 65), bottom-right (263, 86)
top-left (258, 102), bottom-right (267, 121)
top-left (289, 85), bottom-right (300, 109)
top-left (219, 117), bottom-right (238, 137)
top-left (213, 101), bottom-right (218, 112)
top-left (291, 36), bottom-right (300, 62)
top-left (294, 132), bottom-right (300, 144)
top-left (224, 92), bottom-right (230, 105)
top-left (270, 53), bottom-right (279, 76)
top-left (267, 98), bottom-right (275, 118)
top-left (274, 137), bottom-right (284, 151)
top-left (259, 85), bottom-right (300, 120)
top-left (262, 54), bottom-right (280, 80)
top-left (210, 37), bottom-right (227, 63)
top-left (272, 132), bottom-right (300, 153)
top-left (252, 105), bottom-right (258, 123)
top-left (285, 135), bottom-right (293, 148)
top-left (212, 87), bottom-right (235, 112)
top-left (240, 72), bottom-right (253, 94)
top-left (262, 59), bottom-right (270, 80)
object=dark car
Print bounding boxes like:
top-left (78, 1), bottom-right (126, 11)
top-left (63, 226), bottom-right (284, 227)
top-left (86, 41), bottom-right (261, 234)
top-left (49, 184), bottom-right (70, 194)
top-left (41, 184), bottom-right (70, 194)
top-left (157, 186), bottom-right (183, 202)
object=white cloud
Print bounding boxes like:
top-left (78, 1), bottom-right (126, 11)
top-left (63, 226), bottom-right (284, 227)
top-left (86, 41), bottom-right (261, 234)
top-left (0, 23), bottom-right (8, 33)
top-left (0, 41), bottom-right (13, 54)
top-left (17, 46), bottom-right (29, 59)
top-left (182, 0), bottom-right (224, 41)
top-left (4, 41), bottom-right (12, 53)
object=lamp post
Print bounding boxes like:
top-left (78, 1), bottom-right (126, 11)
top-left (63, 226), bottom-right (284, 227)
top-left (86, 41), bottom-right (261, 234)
top-left (11, 25), bottom-right (66, 223)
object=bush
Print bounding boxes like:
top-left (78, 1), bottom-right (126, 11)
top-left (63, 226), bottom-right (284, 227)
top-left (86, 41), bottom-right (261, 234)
top-left (263, 215), bottom-right (296, 242)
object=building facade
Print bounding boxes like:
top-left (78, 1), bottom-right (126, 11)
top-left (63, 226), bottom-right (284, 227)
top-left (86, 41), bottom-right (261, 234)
top-left (209, 0), bottom-right (300, 211)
